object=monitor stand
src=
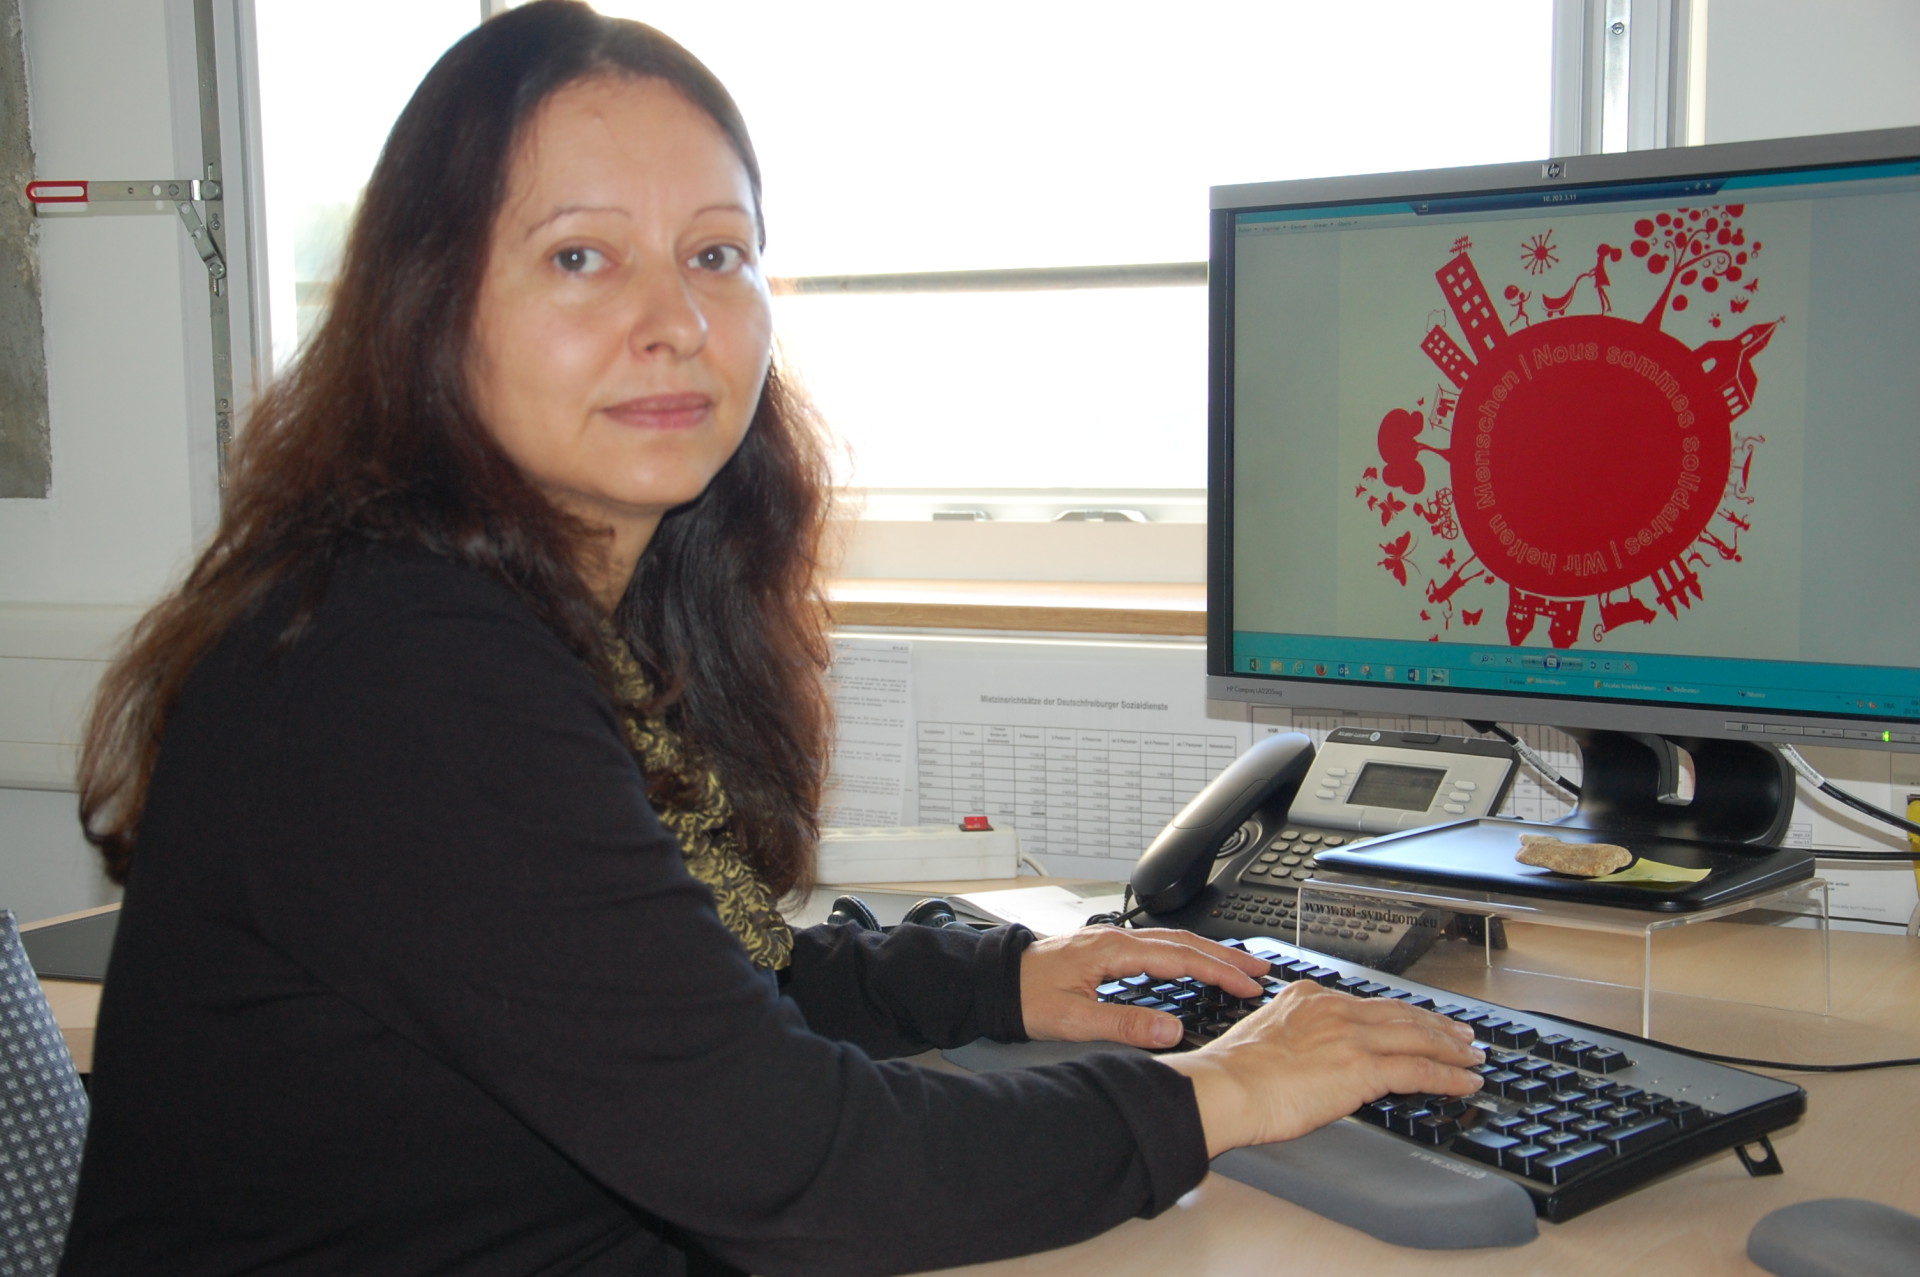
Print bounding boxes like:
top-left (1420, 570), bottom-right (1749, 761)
top-left (1554, 729), bottom-right (1796, 848)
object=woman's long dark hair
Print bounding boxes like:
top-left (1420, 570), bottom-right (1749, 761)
top-left (79, 0), bottom-right (833, 897)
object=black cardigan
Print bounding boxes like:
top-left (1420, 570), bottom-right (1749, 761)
top-left (60, 547), bottom-right (1208, 1276)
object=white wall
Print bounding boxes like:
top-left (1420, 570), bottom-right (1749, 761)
top-left (0, 0), bottom-right (216, 920)
top-left (5, 0), bottom-right (202, 604)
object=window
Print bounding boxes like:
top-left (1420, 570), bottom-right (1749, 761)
top-left (605, 1), bottom-right (1555, 515)
top-left (252, 1), bottom-right (477, 366)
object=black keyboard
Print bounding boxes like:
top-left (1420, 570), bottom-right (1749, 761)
top-left (1096, 934), bottom-right (1807, 1223)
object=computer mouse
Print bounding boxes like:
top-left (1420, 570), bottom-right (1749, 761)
top-left (1747, 1198), bottom-right (1920, 1277)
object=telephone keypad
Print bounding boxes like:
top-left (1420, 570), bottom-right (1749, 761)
top-left (1202, 823), bottom-right (1452, 971)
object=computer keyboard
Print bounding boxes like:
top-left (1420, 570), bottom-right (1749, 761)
top-left (1097, 934), bottom-right (1807, 1225)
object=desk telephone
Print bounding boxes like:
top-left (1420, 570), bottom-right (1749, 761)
top-left (1129, 727), bottom-right (1520, 972)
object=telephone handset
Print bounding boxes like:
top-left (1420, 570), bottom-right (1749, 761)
top-left (1130, 727), bottom-right (1520, 972)
top-left (1131, 733), bottom-right (1315, 913)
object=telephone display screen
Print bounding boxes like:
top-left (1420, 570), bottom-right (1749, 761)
top-left (1347, 762), bottom-right (1444, 813)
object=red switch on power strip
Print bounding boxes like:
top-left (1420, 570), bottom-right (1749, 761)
top-left (959, 816), bottom-right (993, 832)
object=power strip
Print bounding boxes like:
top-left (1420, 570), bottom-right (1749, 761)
top-left (817, 825), bottom-right (1021, 884)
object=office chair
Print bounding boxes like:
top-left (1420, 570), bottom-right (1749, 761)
top-left (0, 910), bottom-right (91, 1275)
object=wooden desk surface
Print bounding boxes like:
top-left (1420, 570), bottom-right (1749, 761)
top-left (23, 903), bottom-right (115, 1075)
top-left (922, 921), bottom-right (1920, 1277)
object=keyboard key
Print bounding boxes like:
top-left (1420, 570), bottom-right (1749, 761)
top-left (1482, 1070), bottom-right (1522, 1096)
top-left (1502, 1142), bottom-right (1549, 1175)
top-left (1585, 1047), bottom-right (1632, 1073)
top-left (1358, 1099), bottom-right (1398, 1127)
top-left (1496, 1023), bottom-right (1541, 1049)
top-left (1387, 1108), bottom-right (1432, 1137)
top-left (1453, 1128), bottom-right (1517, 1165)
top-left (1532, 1141), bottom-right (1614, 1185)
top-left (1656, 1100), bottom-right (1708, 1129)
top-left (1600, 1117), bottom-right (1674, 1156)
top-left (1561, 1041), bottom-right (1602, 1067)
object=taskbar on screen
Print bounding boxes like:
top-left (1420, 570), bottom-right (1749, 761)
top-left (1229, 631), bottom-right (1920, 730)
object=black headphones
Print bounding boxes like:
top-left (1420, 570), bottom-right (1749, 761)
top-left (898, 897), bottom-right (979, 932)
top-left (824, 894), bottom-right (979, 932)
top-left (824, 894), bottom-right (882, 930)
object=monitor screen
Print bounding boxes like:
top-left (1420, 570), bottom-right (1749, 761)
top-left (1206, 126), bottom-right (1920, 758)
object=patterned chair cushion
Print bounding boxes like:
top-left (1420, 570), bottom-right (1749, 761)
top-left (0, 911), bottom-right (90, 1275)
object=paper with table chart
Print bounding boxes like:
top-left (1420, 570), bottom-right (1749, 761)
top-left (821, 638), bottom-right (915, 828)
top-left (823, 637), bottom-right (1251, 879)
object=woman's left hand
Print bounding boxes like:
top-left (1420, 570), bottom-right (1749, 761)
top-left (1017, 927), bottom-right (1270, 1049)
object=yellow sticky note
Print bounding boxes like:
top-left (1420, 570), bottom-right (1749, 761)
top-left (1592, 858), bottom-right (1711, 886)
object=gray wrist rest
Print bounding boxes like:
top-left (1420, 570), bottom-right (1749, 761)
top-left (942, 1038), bottom-right (1539, 1250)
top-left (1748, 1198), bottom-right (1920, 1277)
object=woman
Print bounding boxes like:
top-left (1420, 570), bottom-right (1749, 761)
top-left (60, 4), bottom-right (1481, 1273)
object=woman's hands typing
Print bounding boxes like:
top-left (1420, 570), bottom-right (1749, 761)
top-left (1160, 980), bottom-right (1484, 1156)
top-left (1017, 927), bottom-right (1269, 1048)
top-left (1015, 925), bottom-right (1484, 1157)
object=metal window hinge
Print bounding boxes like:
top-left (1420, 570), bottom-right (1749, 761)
top-left (26, 180), bottom-right (229, 284)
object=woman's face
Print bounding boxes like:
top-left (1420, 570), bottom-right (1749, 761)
top-left (468, 75), bottom-right (772, 564)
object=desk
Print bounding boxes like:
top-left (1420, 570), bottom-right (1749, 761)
top-left (22, 903), bottom-right (115, 1074)
top-left (920, 919), bottom-right (1920, 1277)
top-left (35, 900), bottom-right (1919, 1273)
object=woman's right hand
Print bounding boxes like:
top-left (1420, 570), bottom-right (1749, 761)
top-left (1159, 981), bottom-right (1485, 1157)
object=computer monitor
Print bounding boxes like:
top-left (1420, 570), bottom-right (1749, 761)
top-left (1206, 126), bottom-right (1920, 846)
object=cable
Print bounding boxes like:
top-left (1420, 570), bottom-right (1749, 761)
top-left (1520, 1006), bottom-right (1920, 1074)
top-left (1465, 720), bottom-right (1581, 798)
top-left (1778, 744), bottom-right (1920, 860)
top-left (1087, 884), bottom-right (1148, 928)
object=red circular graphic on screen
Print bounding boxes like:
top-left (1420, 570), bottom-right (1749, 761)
top-left (1446, 312), bottom-right (1732, 597)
